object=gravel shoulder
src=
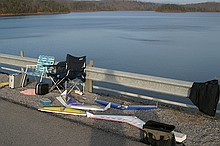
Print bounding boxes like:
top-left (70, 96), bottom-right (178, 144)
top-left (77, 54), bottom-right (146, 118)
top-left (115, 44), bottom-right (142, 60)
top-left (0, 73), bottom-right (219, 146)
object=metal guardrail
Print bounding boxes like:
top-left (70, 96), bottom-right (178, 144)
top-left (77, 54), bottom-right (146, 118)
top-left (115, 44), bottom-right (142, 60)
top-left (0, 53), bottom-right (37, 68)
top-left (1, 53), bottom-right (193, 98)
top-left (0, 52), bottom-right (219, 113)
top-left (85, 66), bottom-right (193, 97)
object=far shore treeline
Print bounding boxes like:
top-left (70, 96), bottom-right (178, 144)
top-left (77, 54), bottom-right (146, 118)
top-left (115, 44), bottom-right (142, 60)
top-left (0, 0), bottom-right (220, 16)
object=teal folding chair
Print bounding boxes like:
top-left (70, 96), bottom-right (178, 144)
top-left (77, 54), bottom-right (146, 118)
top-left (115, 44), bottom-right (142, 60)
top-left (35, 55), bottom-right (55, 80)
top-left (22, 55), bottom-right (55, 86)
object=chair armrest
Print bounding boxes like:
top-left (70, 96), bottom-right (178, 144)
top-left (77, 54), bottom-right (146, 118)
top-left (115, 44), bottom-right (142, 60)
top-left (23, 65), bottom-right (37, 74)
top-left (56, 61), bottom-right (66, 67)
top-left (26, 65), bottom-right (37, 68)
top-left (42, 64), bottom-right (57, 67)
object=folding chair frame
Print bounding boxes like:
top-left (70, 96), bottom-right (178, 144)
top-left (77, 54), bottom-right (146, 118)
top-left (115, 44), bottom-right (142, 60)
top-left (22, 55), bottom-right (55, 87)
top-left (48, 55), bottom-right (86, 95)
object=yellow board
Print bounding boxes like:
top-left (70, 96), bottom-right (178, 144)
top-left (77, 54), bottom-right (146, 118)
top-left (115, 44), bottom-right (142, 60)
top-left (0, 82), bottom-right (9, 88)
top-left (38, 106), bottom-right (86, 116)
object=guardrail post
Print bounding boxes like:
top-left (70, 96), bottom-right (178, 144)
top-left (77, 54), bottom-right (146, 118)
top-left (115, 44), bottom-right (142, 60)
top-left (84, 60), bottom-right (94, 93)
top-left (20, 50), bottom-right (24, 72)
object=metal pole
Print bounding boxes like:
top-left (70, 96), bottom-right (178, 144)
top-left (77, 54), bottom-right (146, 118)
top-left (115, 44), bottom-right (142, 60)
top-left (20, 50), bottom-right (24, 72)
top-left (84, 60), bottom-right (94, 93)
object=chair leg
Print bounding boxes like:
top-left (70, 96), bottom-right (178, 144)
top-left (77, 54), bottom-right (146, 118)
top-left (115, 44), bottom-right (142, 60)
top-left (40, 71), bottom-right (44, 82)
top-left (67, 80), bottom-right (82, 95)
top-left (49, 77), bottom-right (62, 93)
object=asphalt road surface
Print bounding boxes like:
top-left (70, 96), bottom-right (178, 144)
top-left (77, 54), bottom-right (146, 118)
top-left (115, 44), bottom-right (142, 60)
top-left (0, 98), bottom-right (146, 146)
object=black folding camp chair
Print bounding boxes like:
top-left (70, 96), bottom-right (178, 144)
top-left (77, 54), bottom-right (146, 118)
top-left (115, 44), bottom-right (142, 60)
top-left (48, 54), bottom-right (86, 94)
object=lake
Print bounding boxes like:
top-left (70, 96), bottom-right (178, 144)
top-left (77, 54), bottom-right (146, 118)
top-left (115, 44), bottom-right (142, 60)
top-left (1, 11), bottom-right (220, 82)
top-left (0, 11), bottom-right (220, 104)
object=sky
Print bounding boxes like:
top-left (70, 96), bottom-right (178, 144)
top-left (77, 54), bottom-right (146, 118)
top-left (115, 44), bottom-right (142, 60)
top-left (140, 0), bottom-right (220, 4)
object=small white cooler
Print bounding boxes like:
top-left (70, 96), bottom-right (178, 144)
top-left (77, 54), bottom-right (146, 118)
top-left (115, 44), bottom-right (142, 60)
top-left (9, 73), bottom-right (28, 88)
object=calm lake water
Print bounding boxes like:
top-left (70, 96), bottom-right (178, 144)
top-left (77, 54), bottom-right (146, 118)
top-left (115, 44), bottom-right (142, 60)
top-left (1, 11), bottom-right (220, 82)
top-left (1, 11), bottom-right (220, 103)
